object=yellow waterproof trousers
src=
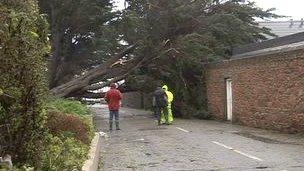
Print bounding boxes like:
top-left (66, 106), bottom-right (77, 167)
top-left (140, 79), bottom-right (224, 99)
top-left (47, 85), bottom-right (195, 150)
top-left (161, 103), bottom-right (173, 124)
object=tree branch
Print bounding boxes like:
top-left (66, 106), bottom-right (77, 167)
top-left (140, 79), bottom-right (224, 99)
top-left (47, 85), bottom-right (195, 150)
top-left (73, 92), bottom-right (106, 99)
top-left (83, 56), bottom-right (146, 91)
top-left (84, 75), bottom-right (126, 91)
top-left (50, 44), bottom-right (137, 97)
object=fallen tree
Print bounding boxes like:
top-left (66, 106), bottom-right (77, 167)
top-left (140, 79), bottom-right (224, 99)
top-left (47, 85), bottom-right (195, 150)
top-left (72, 82), bottom-right (135, 99)
top-left (50, 44), bottom-right (138, 97)
top-left (50, 40), bottom-right (172, 99)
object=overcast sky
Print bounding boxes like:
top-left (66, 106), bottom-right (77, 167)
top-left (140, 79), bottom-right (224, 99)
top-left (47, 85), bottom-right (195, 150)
top-left (113, 0), bottom-right (304, 20)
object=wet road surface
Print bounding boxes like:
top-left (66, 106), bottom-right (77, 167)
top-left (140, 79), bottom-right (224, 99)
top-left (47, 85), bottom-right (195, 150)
top-left (92, 105), bottom-right (304, 171)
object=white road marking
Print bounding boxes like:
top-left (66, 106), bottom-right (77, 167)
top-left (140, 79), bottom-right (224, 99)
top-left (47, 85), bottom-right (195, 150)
top-left (133, 138), bottom-right (145, 141)
top-left (212, 141), bottom-right (263, 162)
top-left (176, 127), bottom-right (190, 133)
top-left (233, 149), bottom-right (263, 161)
top-left (212, 141), bottom-right (233, 150)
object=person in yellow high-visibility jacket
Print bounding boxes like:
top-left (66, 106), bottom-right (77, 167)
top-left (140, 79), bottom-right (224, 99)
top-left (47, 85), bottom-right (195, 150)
top-left (161, 85), bottom-right (174, 124)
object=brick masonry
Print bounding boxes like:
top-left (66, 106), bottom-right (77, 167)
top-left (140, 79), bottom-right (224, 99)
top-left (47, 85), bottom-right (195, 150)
top-left (206, 48), bottom-right (304, 133)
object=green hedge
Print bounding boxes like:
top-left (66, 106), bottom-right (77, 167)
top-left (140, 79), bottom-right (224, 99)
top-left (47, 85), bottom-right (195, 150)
top-left (42, 99), bottom-right (94, 171)
top-left (0, 0), bottom-right (50, 166)
top-left (41, 134), bottom-right (89, 171)
top-left (46, 99), bottom-right (92, 117)
top-left (2, 98), bottom-right (94, 170)
top-left (0, 1), bottom-right (94, 170)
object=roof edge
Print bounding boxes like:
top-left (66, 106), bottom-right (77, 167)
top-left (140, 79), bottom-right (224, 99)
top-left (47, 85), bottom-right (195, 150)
top-left (233, 32), bottom-right (304, 56)
top-left (231, 41), bottom-right (304, 60)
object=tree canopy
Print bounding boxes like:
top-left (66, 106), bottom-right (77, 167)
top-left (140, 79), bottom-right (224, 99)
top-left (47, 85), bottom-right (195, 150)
top-left (114, 0), bottom-right (280, 117)
top-left (39, 0), bottom-right (123, 88)
top-left (41, 0), bottom-right (280, 116)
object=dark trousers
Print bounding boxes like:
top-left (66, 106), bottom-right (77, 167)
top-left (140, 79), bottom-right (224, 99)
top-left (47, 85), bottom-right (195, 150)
top-left (155, 106), bottom-right (169, 124)
top-left (109, 110), bottom-right (119, 129)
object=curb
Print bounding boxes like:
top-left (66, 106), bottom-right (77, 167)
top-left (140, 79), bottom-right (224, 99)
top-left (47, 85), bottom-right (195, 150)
top-left (82, 133), bottom-right (102, 171)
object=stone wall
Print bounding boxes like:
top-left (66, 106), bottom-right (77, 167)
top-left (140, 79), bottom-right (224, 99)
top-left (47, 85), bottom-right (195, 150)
top-left (206, 48), bottom-right (304, 133)
top-left (122, 92), bottom-right (152, 110)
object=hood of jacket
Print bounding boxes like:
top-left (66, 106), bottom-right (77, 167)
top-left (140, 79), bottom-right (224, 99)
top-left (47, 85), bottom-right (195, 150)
top-left (162, 85), bottom-right (168, 91)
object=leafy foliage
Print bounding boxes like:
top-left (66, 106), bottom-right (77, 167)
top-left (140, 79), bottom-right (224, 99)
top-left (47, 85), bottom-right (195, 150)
top-left (46, 99), bottom-right (91, 117)
top-left (120, 0), bottom-right (280, 118)
top-left (41, 134), bottom-right (89, 171)
top-left (46, 111), bottom-right (93, 145)
top-left (0, 0), bottom-right (49, 166)
top-left (42, 99), bottom-right (94, 170)
top-left (0, 105), bottom-right (6, 123)
top-left (39, 0), bottom-right (123, 87)
top-left (0, 1), bottom-right (94, 169)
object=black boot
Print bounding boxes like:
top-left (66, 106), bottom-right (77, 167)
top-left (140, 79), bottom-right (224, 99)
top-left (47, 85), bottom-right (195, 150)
top-left (116, 122), bottom-right (121, 130)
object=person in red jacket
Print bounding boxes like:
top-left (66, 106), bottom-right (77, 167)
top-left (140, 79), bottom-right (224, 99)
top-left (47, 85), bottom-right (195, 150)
top-left (105, 83), bottom-right (123, 131)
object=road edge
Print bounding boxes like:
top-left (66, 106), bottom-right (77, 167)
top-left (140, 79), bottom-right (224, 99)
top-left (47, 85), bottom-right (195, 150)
top-left (82, 133), bottom-right (102, 171)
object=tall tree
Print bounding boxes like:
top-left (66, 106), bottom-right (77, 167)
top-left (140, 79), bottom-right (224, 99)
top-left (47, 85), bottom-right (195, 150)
top-left (39, 0), bottom-right (122, 88)
top-left (118, 0), bottom-right (280, 117)
top-left (48, 0), bottom-right (281, 115)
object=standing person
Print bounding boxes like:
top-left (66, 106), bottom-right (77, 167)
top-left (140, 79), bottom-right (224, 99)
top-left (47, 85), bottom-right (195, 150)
top-left (105, 83), bottom-right (123, 131)
top-left (161, 85), bottom-right (174, 124)
top-left (153, 86), bottom-right (169, 125)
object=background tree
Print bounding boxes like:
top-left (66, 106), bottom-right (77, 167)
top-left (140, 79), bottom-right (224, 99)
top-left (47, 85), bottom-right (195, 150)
top-left (0, 0), bottom-right (49, 166)
top-left (118, 0), bottom-right (280, 118)
top-left (45, 0), bottom-right (280, 118)
top-left (39, 0), bottom-right (122, 88)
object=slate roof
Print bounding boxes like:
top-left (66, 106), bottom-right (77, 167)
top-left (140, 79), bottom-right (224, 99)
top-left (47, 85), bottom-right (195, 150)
top-left (231, 41), bottom-right (304, 60)
top-left (259, 19), bottom-right (304, 38)
top-left (229, 20), bottom-right (304, 59)
top-left (233, 32), bottom-right (304, 56)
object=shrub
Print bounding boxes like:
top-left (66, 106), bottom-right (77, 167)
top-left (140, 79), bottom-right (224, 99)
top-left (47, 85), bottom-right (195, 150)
top-left (46, 111), bottom-right (92, 145)
top-left (46, 99), bottom-right (91, 117)
top-left (12, 165), bottom-right (34, 171)
top-left (193, 109), bottom-right (211, 120)
top-left (0, 105), bottom-right (6, 123)
top-left (179, 105), bottom-right (211, 119)
top-left (42, 134), bottom-right (89, 171)
top-left (39, 98), bottom-right (95, 170)
top-left (0, 0), bottom-right (49, 166)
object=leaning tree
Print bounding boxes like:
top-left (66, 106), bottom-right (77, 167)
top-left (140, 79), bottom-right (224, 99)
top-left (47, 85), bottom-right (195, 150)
top-left (47, 0), bottom-right (280, 118)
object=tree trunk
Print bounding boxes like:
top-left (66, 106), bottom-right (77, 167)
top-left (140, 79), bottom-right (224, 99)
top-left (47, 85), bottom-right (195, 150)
top-left (50, 44), bottom-right (137, 97)
top-left (49, 2), bottom-right (65, 88)
top-left (84, 75), bottom-right (126, 91)
top-left (73, 92), bottom-right (106, 99)
top-left (71, 83), bottom-right (135, 99)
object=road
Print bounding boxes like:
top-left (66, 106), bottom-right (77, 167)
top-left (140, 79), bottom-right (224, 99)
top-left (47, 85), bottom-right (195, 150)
top-left (92, 105), bottom-right (304, 171)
